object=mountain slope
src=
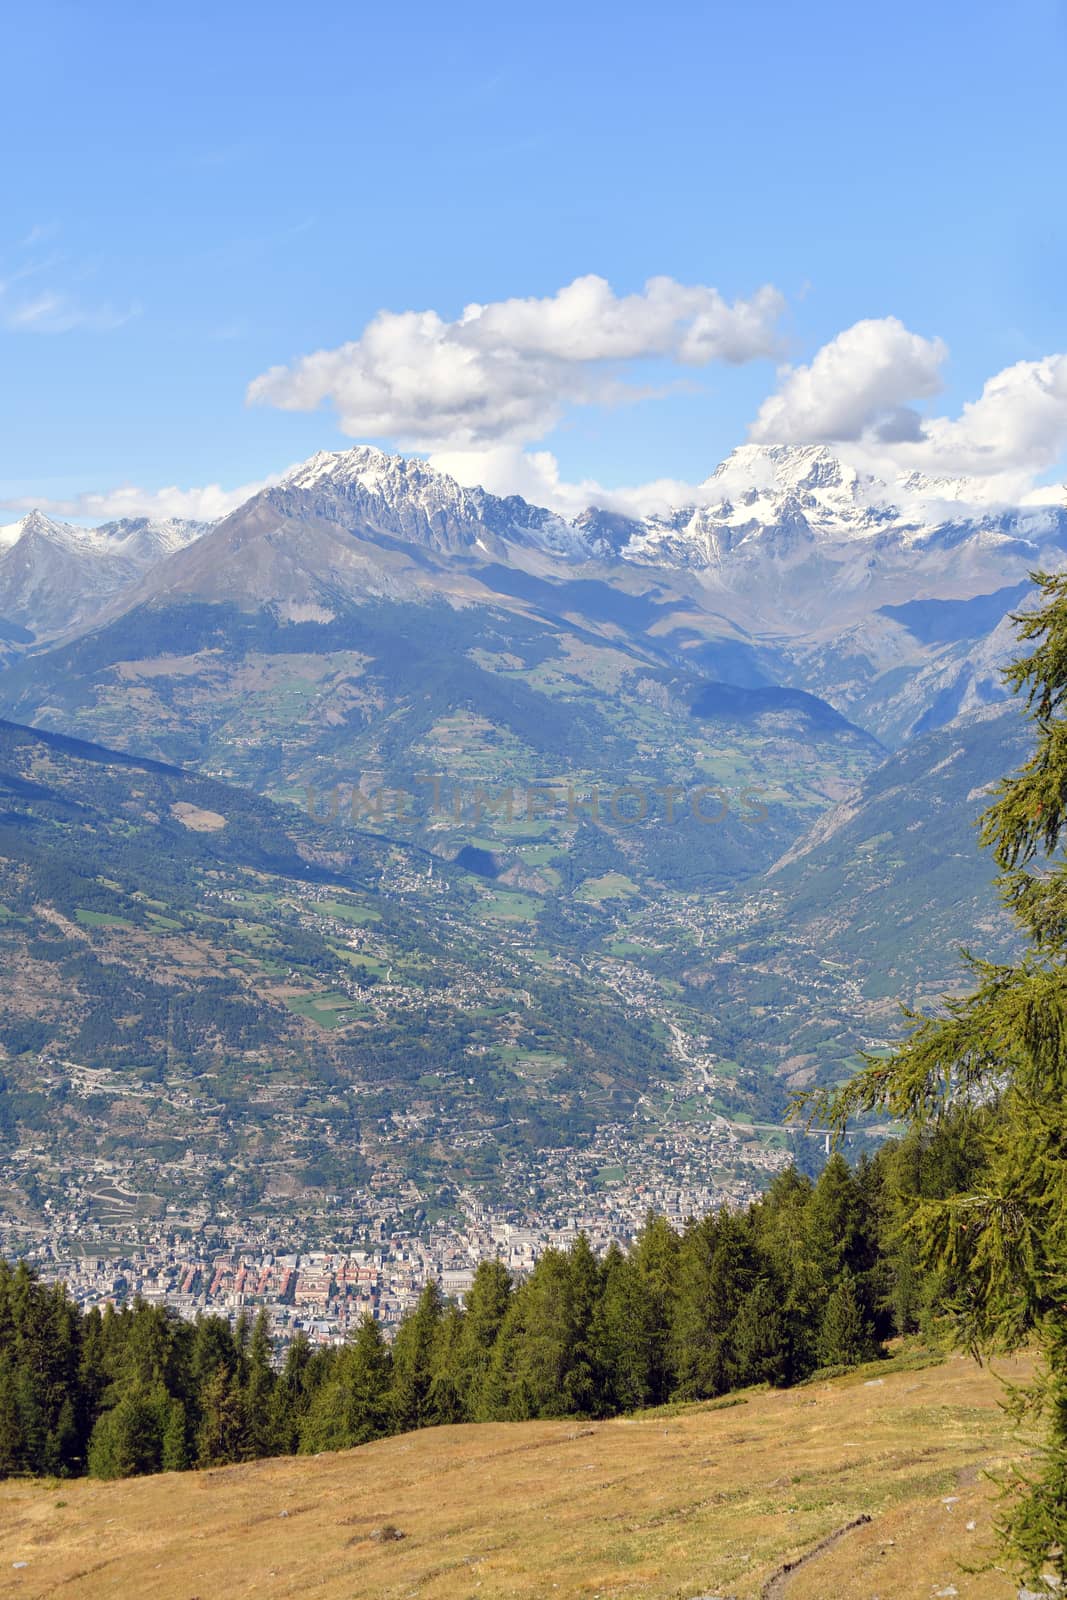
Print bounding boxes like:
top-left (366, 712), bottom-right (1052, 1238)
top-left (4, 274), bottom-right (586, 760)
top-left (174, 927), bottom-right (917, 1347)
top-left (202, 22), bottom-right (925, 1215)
top-left (0, 511), bottom-right (205, 643)
top-left (5, 442), bottom-right (1064, 747)
top-left (0, 717), bottom-right (705, 1227)
top-left (0, 557), bottom-right (884, 897)
top-left (764, 703), bottom-right (1027, 996)
top-left (52, 445), bottom-right (1067, 737)
top-left (0, 442), bottom-right (1051, 1228)
top-left (0, 1350), bottom-right (1029, 1600)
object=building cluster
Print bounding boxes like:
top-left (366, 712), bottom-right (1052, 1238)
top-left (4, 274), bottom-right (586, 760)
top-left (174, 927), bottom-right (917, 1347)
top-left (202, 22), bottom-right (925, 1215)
top-left (12, 1116), bottom-right (793, 1353)
top-left (26, 1218), bottom-right (610, 1349)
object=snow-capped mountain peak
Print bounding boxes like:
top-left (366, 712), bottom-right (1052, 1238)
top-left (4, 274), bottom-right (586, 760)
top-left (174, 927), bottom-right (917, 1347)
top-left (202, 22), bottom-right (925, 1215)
top-left (3, 509), bottom-right (79, 546)
top-left (279, 444), bottom-right (396, 495)
top-left (706, 442), bottom-right (867, 498)
top-left (270, 444), bottom-right (589, 558)
top-left (0, 509), bottom-right (208, 642)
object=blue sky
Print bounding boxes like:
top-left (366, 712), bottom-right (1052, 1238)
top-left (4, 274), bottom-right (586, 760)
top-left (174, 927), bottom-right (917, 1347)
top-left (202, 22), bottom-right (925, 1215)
top-left (3, 0), bottom-right (1066, 518)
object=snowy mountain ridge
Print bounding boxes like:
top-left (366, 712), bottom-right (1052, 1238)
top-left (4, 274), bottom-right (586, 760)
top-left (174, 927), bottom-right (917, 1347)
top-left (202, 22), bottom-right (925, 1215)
top-left (0, 509), bottom-right (206, 640)
top-left (8, 441), bottom-right (1066, 582)
top-left (4, 441), bottom-right (1067, 746)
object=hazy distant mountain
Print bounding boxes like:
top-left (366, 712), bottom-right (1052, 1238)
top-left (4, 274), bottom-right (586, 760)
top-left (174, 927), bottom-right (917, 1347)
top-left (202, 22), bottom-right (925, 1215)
top-left (50, 441), bottom-right (1054, 742)
top-left (6, 443), bottom-right (1064, 731)
top-left (764, 702), bottom-right (1027, 993)
top-left (0, 510), bottom-right (205, 642)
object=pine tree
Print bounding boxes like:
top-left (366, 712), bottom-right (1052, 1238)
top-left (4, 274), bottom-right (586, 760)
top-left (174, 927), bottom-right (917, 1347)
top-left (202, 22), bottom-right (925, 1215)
top-left (592, 1244), bottom-right (655, 1412)
top-left (341, 1314), bottom-right (391, 1443)
top-left (806, 1153), bottom-right (876, 1285)
top-left (161, 1398), bottom-right (189, 1472)
top-left (817, 1271), bottom-right (877, 1368)
top-left (0, 1365), bottom-right (23, 1475)
top-left (268, 1330), bottom-right (311, 1455)
top-left (811, 572), bottom-right (1067, 1585)
top-left (731, 1274), bottom-right (793, 1388)
top-left (477, 1294), bottom-right (527, 1421)
top-left (195, 1366), bottom-right (247, 1467)
top-left (669, 1210), bottom-right (754, 1399)
top-left (77, 1309), bottom-right (109, 1434)
top-left (243, 1309), bottom-right (276, 1458)
top-left (560, 1235), bottom-right (604, 1416)
top-left (87, 1387), bottom-right (168, 1480)
top-left (629, 1214), bottom-right (681, 1404)
top-left (426, 1304), bottom-right (465, 1425)
top-left (454, 1259), bottom-right (512, 1420)
top-left (388, 1281), bottom-right (444, 1433)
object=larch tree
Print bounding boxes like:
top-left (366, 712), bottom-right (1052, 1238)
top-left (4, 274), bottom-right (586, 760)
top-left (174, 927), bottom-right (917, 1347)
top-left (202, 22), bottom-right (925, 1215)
top-left (811, 573), bottom-right (1067, 1586)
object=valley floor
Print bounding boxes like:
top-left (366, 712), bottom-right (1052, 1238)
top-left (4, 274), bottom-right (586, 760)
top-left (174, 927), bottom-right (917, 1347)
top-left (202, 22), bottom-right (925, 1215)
top-left (0, 1351), bottom-right (1034, 1600)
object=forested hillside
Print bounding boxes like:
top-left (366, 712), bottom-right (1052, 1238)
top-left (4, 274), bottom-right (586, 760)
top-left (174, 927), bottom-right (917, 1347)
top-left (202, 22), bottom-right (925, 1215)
top-left (0, 1127), bottom-right (978, 1481)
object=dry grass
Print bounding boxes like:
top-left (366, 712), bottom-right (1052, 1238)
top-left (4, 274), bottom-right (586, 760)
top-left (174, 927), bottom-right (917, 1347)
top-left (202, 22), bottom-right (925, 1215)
top-left (0, 1352), bottom-right (1035, 1600)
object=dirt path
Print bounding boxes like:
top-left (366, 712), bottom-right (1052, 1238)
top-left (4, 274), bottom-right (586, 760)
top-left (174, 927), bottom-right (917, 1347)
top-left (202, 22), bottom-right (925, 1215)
top-left (760, 1516), bottom-right (872, 1598)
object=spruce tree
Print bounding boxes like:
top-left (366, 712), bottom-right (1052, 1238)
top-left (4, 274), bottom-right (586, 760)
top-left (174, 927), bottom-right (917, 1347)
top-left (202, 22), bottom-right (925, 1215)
top-left (479, 1248), bottom-right (585, 1420)
top-left (592, 1244), bottom-right (655, 1412)
top-left (731, 1274), bottom-right (793, 1388)
top-left (670, 1210), bottom-right (755, 1399)
top-left (0, 1366), bottom-right (23, 1476)
top-left (629, 1214), bottom-right (681, 1404)
top-left (195, 1366), bottom-right (247, 1467)
top-left (161, 1398), bottom-right (190, 1472)
top-left (388, 1281), bottom-right (444, 1433)
top-left (426, 1304), bottom-right (465, 1425)
top-left (817, 1271), bottom-right (876, 1368)
top-left (268, 1330), bottom-right (311, 1455)
top-left (342, 1314), bottom-right (392, 1443)
top-left (453, 1259), bottom-right (512, 1420)
top-left (560, 1235), bottom-right (604, 1416)
top-left (243, 1310), bottom-right (276, 1457)
top-left (812, 572), bottom-right (1067, 1585)
top-left (87, 1387), bottom-right (168, 1480)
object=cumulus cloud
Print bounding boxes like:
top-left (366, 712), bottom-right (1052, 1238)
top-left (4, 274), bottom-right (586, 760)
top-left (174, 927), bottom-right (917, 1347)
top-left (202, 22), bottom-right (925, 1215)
top-left (902, 353), bottom-right (1067, 478)
top-left (750, 317), bottom-right (948, 445)
top-left (428, 446), bottom-right (595, 512)
top-left (248, 274), bottom-right (785, 450)
top-left (750, 317), bottom-right (1067, 497)
top-left (1, 475), bottom-right (280, 523)
top-left (428, 444), bottom-right (713, 521)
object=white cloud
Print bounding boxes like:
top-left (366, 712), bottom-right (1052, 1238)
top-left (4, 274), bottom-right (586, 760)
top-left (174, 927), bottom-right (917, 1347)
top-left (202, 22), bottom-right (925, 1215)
top-left (750, 317), bottom-right (948, 445)
top-left (897, 353), bottom-right (1067, 479)
top-left (248, 274), bottom-right (785, 450)
top-left (3, 291), bottom-right (140, 334)
top-left (428, 445), bottom-right (711, 520)
top-left (1, 475), bottom-right (279, 523)
top-left (750, 318), bottom-right (1067, 497)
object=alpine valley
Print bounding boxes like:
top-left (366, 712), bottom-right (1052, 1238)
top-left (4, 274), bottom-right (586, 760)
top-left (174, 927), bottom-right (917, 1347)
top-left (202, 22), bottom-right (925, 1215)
top-left (0, 441), bottom-right (1054, 1250)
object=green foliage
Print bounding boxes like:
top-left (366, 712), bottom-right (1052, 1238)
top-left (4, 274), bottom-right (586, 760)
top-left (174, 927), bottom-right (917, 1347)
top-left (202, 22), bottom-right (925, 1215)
top-left (809, 571), bottom-right (1067, 1585)
top-left (388, 1282), bottom-right (444, 1433)
top-left (818, 1272), bottom-right (877, 1367)
top-left (0, 1146), bottom-right (948, 1484)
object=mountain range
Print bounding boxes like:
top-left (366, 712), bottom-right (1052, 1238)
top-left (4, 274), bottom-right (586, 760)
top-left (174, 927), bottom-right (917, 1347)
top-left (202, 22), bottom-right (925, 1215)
top-left (0, 439), bottom-right (1055, 1222)
top-left (0, 510), bottom-right (204, 646)
top-left (3, 441), bottom-right (1062, 746)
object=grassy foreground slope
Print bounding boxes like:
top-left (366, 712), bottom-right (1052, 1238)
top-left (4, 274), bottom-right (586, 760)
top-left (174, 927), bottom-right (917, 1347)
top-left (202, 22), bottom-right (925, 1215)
top-left (0, 1352), bottom-right (1032, 1599)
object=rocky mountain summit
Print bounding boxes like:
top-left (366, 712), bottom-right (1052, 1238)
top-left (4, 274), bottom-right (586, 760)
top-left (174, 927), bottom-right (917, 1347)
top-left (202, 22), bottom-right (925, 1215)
top-left (3, 441), bottom-right (1065, 742)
